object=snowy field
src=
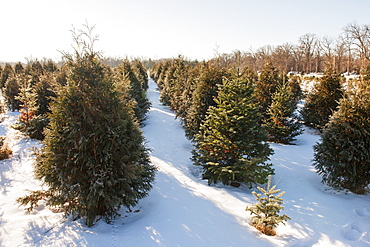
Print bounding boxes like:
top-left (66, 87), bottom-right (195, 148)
top-left (0, 79), bottom-right (369, 246)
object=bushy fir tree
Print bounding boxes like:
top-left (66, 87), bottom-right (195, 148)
top-left (0, 63), bottom-right (13, 89)
top-left (246, 175), bottom-right (290, 236)
top-left (12, 74), bottom-right (41, 138)
top-left (14, 62), bottom-right (24, 74)
top-left (192, 69), bottom-right (274, 186)
top-left (264, 82), bottom-right (303, 144)
top-left (301, 67), bottom-right (343, 129)
top-left (17, 25), bottom-right (156, 226)
top-left (184, 62), bottom-right (226, 140)
top-left (114, 60), bottom-right (151, 124)
top-left (313, 78), bottom-right (370, 194)
top-left (254, 62), bottom-right (282, 119)
top-left (3, 74), bottom-right (21, 111)
top-left (132, 60), bottom-right (149, 90)
top-left (287, 74), bottom-right (303, 103)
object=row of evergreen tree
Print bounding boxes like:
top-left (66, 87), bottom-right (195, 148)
top-left (0, 26), bottom-right (155, 226)
top-left (150, 57), bottom-right (369, 194)
top-left (150, 57), bottom-right (303, 187)
top-left (0, 54), bottom-right (151, 140)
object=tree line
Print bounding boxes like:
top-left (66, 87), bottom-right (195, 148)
top-left (208, 22), bottom-right (370, 75)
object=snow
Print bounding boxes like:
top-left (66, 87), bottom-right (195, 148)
top-left (0, 79), bottom-right (369, 246)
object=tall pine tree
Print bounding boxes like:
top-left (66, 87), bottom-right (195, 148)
top-left (313, 77), bottom-right (370, 194)
top-left (18, 25), bottom-right (156, 226)
top-left (264, 82), bottom-right (303, 144)
top-left (114, 60), bottom-right (151, 124)
top-left (192, 69), bottom-right (274, 187)
top-left (184, 62), bottom-right (226, 140)
top-left (301, 67), bottom-right (343, 129)
top-left (254, 62), bottom-right (282, 119)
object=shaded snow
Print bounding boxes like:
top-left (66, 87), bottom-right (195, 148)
top-left (0, 79), bottom-right (369, 246)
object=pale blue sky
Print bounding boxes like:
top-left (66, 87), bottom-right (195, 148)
top-left (1, 0), bottom-right (369, 62)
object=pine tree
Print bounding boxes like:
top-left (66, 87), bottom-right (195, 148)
top-left (313, 78), bottom-right (370, 194)
top-left (14, 62), bottom-right (24, 74)
top-left (184, 62), bottom-right (226, 140)
top-left (17, 25), bottom-right (156, 226)
top-left (3, 74), bottom-right (21, 111)
top-left (14, 74), bottom-right (38, 129)
top-left (287, 74), bottom-right (303, 103)
top-left (264, 82), bottom-right (303, 144)
top-left (114, 60), bottom-right (151, 124)
top-left (1, 63), bottom-right (13, 89)
top-left (301, 67), bottom-right (343, 129)
top-left (254, 62), bottom-right (282, 119)
top-left (246, 175), bottom-right (290, 236)
top-left (132, 60), bottom-right (149, 90)
top-left (192, 69), bottom-right (274, 187)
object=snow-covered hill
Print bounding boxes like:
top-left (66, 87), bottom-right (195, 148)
top-left (0, 79), bottom-right (369, 246)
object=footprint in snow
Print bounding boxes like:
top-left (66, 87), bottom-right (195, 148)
top-left (355, 207), bottom-right (370, 217)
top-left (341, 222), bottom-right (365, 241)
top-left (111, 224), bottom-right (118, 247)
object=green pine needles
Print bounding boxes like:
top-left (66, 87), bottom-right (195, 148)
top-left (313, 78), bottom-right (370, 194)
top-left (264, 82), bottom-right (303, 144)
top-left (246, 175), bottom-right (290, 236)
top-left (17, 24), bottom-right (156, 226)
top-left (192, 69), bottom-right (274, 187)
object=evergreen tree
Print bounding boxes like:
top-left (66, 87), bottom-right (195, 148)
top-left (313, 78), bottom-right (370, 194)
top-left (254, 62), bottom-right (282, 119)
top-left (42, 59), bottom-right (58, 73)
top-left (18, 25), bottom-right (156, 226)
top-left (12, 74), bottom-right (47, 140)
top-left (15, 74), bottom-right (38, 129)
top-left (14, 62), bottom-right (24, 74)
top-left (34, 73), bottom-right (56, 115)
top-left (192, 69), bottom-right (274, 186)
top-left (159, 56), bottom-right (187, 109)
top-left (1, 63), bottom-right (13, 89)
top-left (176, 64), bottom-right (198, 122)
top-left (132, 60), bottom-right (149, 90)
top-left (184, 62), bottom-right (226, 140)
top-left (114, 60), bottom-right (151, 124)
top-left (3, 74), bottom-right (21, 111)
top-left (246, 175), bottom-right (290, 236)
top-left (264, 82), bottom-right (303, 144)
top-left (159, 62), bottom-right (177, 106)
top-left (301, 67), bottom-right (343, 129)
top-left (287, 74), bottom-right (303, 103)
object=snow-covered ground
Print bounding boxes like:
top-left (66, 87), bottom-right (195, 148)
top-left (0, 79), bottom-right (369, 246)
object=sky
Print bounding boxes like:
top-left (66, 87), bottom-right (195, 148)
top-left (1, 0), bottom-right (370, 63)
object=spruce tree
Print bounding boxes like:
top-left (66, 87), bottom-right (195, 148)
top-left (184, 62), bottom-right (226, 140)
top-left (264, 82), bottom-right (303, 144)
top-left (1, 63), bottom-right (13, 89)
top-left (301, 67), bottom-right (343, 129)
top-left (18, 25), bottom-right (156, 226)
top-left (254, 62), bottom-right (282, 119)
top-left (3, 74), bottom-right (21, 111)
top-left (114, 60), bottom-right (151, 124)
top-left (132, 60), bottom-right (149, 90)
top-left (313, 78), bottom-right (370, 194)
top-left (246, 175), bottom-right (290, 236)
top-left (14, 62), bottom-right (24, 74)
top-left (192, 69), bottom-right (274, 186)
top-left (287, 74), bottom-right (303, 103)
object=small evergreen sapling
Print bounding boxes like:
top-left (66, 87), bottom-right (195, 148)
top-left (246, 175), bottom-right (290, 236)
